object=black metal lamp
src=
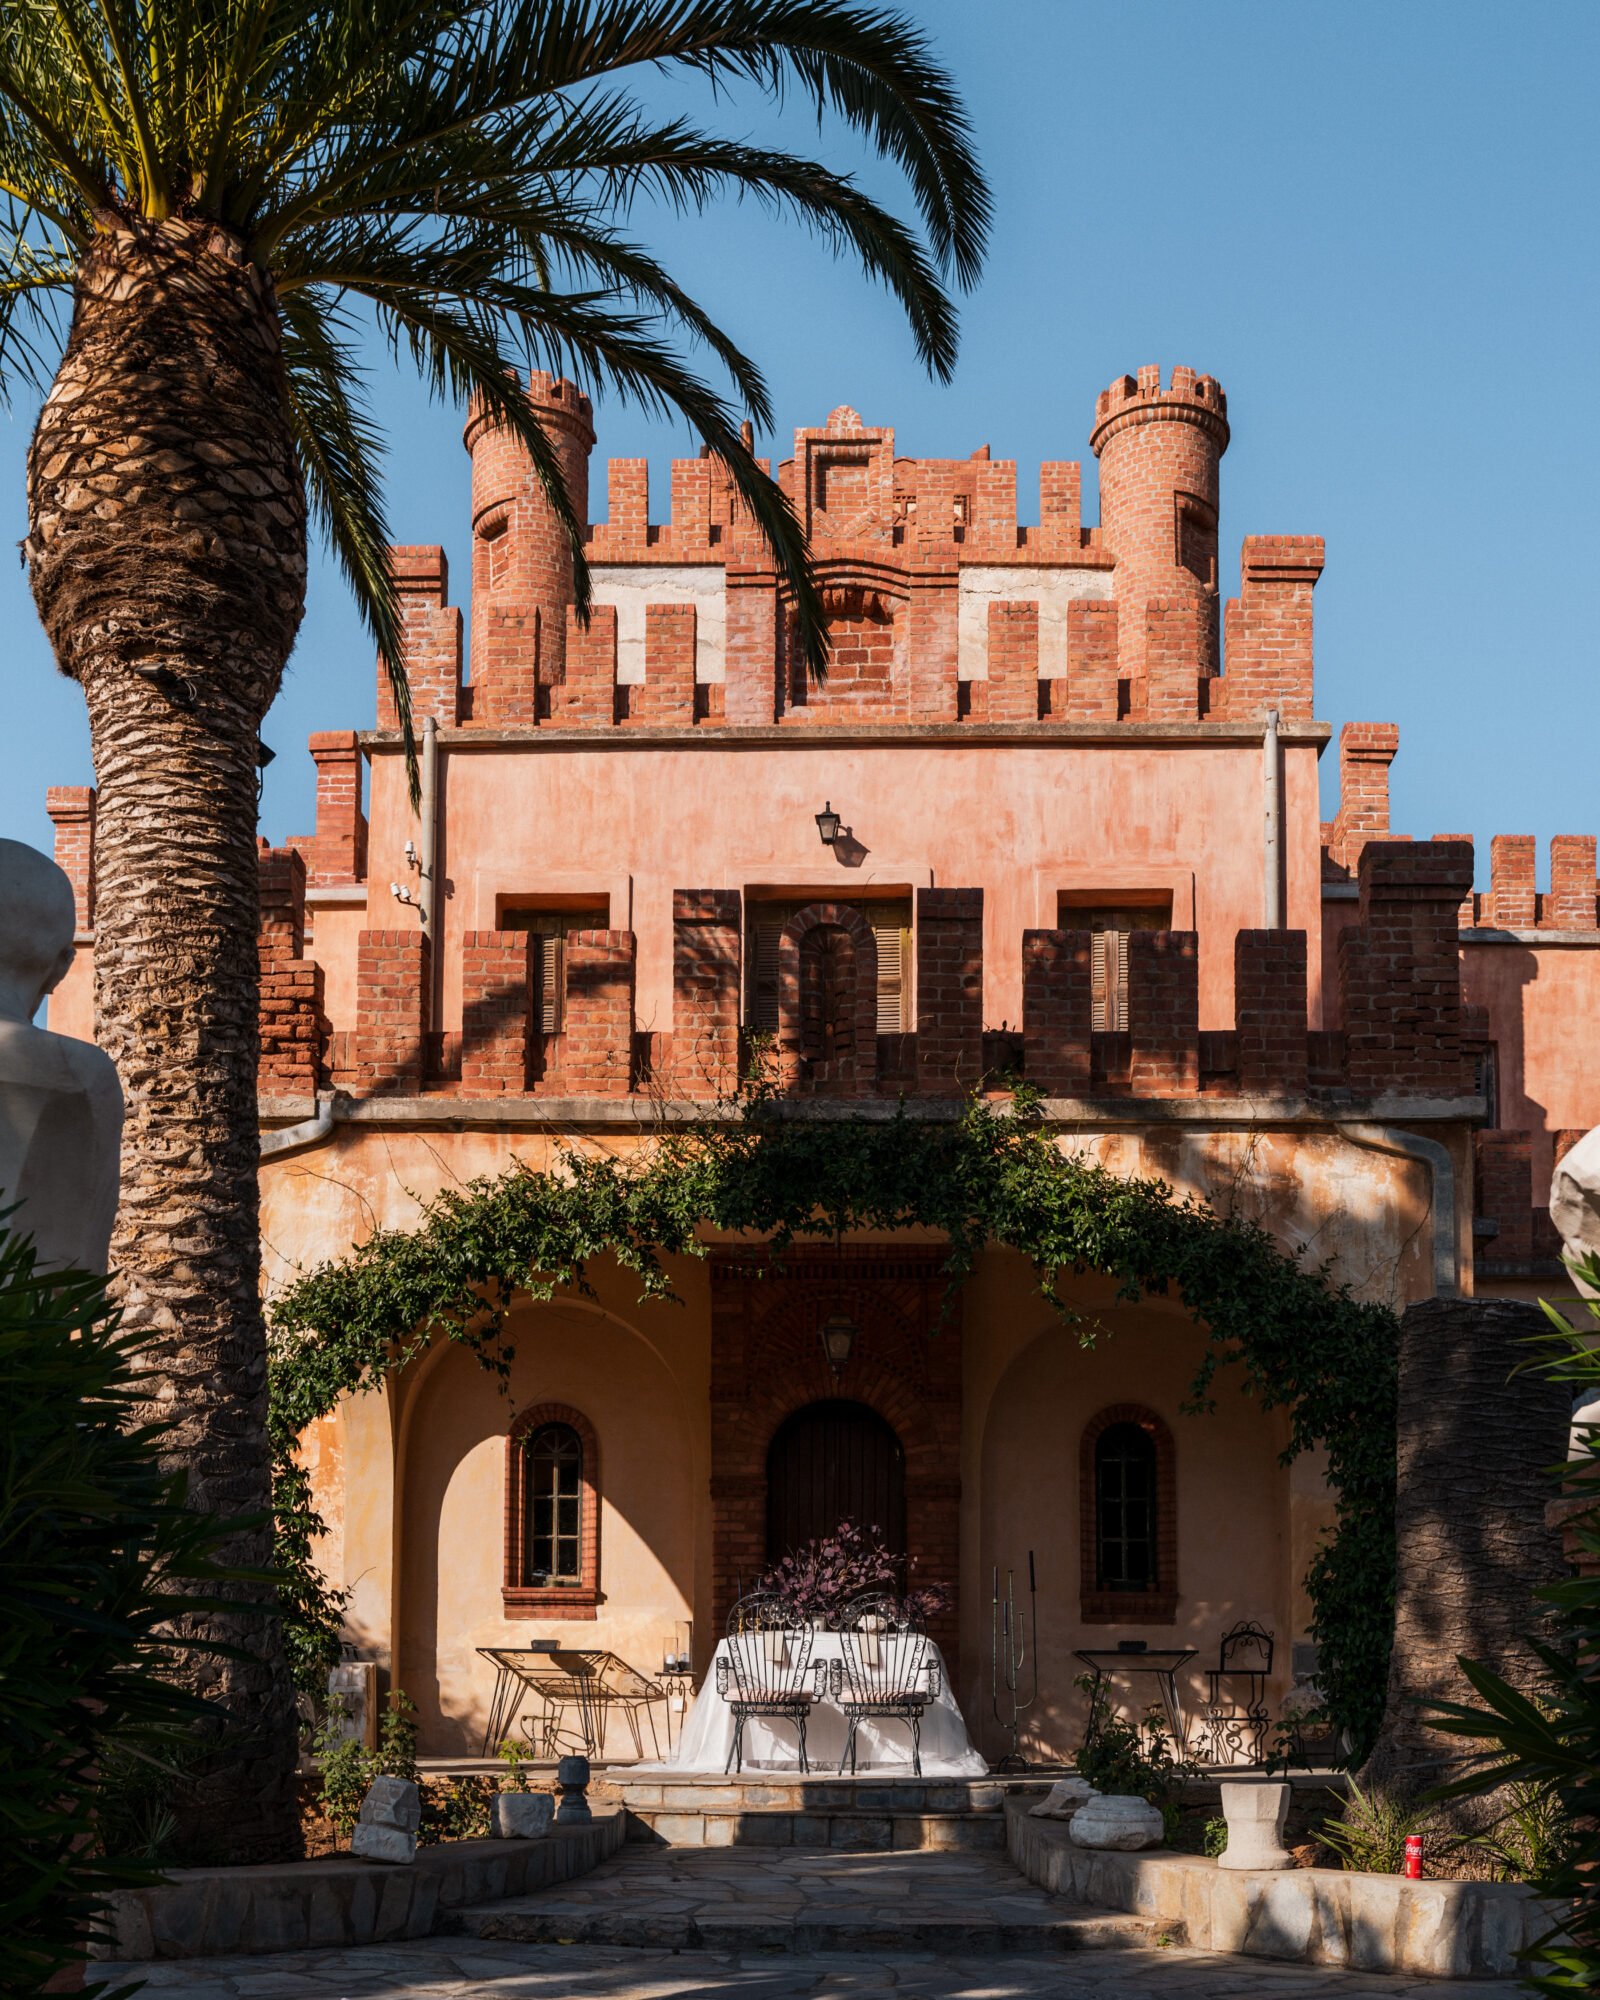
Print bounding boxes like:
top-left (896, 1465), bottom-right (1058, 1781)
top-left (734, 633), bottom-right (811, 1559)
top-left (819, 1311), bottom-right (857, 1375)
top-left (256, 739), bottom-right (276, 804)
top-left (814, 801), bottom-right (842, 846)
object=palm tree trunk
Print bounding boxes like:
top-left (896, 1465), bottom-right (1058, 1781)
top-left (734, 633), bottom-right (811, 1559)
top-left (26, 219), bottom-right (308, 1863)
top-left (1361, 1296), bottom-right (1570, 1837)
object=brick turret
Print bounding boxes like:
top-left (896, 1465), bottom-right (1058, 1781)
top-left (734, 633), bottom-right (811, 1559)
top-left (1091, 366), bottom-right (1229, 692)
top-left (464, 371), bottom-right (595, 725)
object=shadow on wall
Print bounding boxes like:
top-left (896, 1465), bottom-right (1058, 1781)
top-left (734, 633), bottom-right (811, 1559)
top-left (973, 1307), bottom-right (1292, 1767)
top-left (395, 1301), bottom-right (697, 1756)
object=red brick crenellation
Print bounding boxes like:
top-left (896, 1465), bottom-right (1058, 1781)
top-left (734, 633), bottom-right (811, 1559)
top-left (1339, 841), bottom-right (1473, 1098)
top-left (1216, 537), bottom-right (1324, 724)
top-left (670, 890), bottom-right (742, 1099)
top-left (985, 600), bottom-right (1041, 723)
top-left (289, 731), bottom-right (368, 886)
top-left (1021, 929), bottom-right (1093, 1095)
top-left (540, 929), bottom-right (636, 1097)
top-left (257, 843), bottom-right (328, 1096)
top-left (1323, 723), bottom-right (1400, 874)
top-left (339, 929), bottom-right (429, 1094)
top-left (460, 930), bottom-right (533, 1097)
top-left (1234, 930), bottom-right (1309, 1097)
top-left (627, 603), bottom-right (697, 726)
top-left (45, 785), bottom-right (96, 931)
top-left (377, 546), bottom-right (462, 729)
top-left (1127, 929), bottom-right (1200, 1095)
top-left (915, 888), bottom-right (984, 1096)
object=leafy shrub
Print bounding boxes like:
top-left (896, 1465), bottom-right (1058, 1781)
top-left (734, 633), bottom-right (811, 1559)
top-left (0, 1226), bottom-right (256, 1992)
top-left (756, 1520), bottom-right (950, 1627)
top-left (1072, 1673), bottom-right (1190, 1812)
top-left (313, 1688), bottom-right (418, 1845)
top-left (1468, 1780), bottom-right (1576, 1885)
top-left (1319, 1777), bottom-right (1441, 1874)
top-left (1203, 1816), bottom-right (1229, 1858)
top-left (497, 1736), bottom-right (532, 1792)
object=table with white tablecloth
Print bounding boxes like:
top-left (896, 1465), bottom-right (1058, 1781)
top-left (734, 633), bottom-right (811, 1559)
top-left (665, 1629), bottom-right (987, 1775)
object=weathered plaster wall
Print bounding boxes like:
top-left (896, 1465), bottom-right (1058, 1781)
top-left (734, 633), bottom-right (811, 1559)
top-left (1462, 940), bottom-right (1600, 1189)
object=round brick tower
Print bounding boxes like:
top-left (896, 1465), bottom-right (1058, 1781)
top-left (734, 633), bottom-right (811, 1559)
top-left (1090, 365), bottom-right (1229, 685)
top-left (464, 370), bottom-right (595, 723)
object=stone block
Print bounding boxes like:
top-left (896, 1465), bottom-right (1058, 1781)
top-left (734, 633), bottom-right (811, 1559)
top-left (649, 1812), bottom-right (706, 1845)
top-left (1344, 1870), bottom-right (1403, 1972)
top-left (1029, 1775), bottom-right (1099, 1818)
top-left (1246, 1874), bottom-right (1315, 1960)
top-left (830, 1812), bottom-right (892, 1849)
top-left (493, 1790), bottom-right (554, 1839)
top-left (352, 1821), bottom-right (418, 1865)
top-left (1306, 1871), bottom-right (1350, 1966)
top-left (1396, 1879), bottom-right (1476, 1980)
top-left (360, 1775), bottom-right (422, 1834)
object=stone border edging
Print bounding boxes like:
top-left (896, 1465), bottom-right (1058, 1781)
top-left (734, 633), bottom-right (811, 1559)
top-left (98, 1810), bottom-right (626, 1961)
top-left (1005, 1797), bottom-right (1557, 1979)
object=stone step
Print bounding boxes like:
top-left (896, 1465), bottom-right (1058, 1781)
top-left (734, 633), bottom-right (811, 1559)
top-left (608, 1775), bottom-right (1024, 1815)
top-left (624, 1804), bottom-right (1007, 1849)
top-left (453, 1898), bottom-right (1170, 1955)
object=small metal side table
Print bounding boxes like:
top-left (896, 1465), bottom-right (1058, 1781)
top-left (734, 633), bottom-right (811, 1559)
top-left (477, 1642), bottom-right (559, 1755)
top-left (656, 1670), bottom-right (697, 1754)
top-left (1074, 1647), bottom-right (1197, 1755)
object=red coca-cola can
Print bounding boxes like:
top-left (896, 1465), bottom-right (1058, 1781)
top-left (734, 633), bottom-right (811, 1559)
top-left (1403, 1834), bottom-right (1424, 1879)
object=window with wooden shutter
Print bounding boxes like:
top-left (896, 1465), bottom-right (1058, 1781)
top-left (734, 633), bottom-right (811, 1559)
top-left (1058, 899), bottom-right (1173, 1034)
top-left (499, 903), bottom-right (609, 1033)
top-left (746, 898), bottom-right (911, 1032)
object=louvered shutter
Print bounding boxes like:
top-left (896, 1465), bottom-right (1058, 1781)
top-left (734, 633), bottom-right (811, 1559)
top-left (867, 910), bottom-right (909, 1031)
top-left (746, 899), bottom-right (910, 1030)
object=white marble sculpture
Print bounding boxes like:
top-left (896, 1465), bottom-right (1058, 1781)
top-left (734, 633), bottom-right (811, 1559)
top-left (1550, 1130), bottom-right (1600, 1449)
top-left (0, 838), bottom-right (121, 1273)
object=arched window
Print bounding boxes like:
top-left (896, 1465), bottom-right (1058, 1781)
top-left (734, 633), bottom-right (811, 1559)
top-left (524, 1423), bottom-right (583, 1585)
top-left (1095, 1422), bottom-right (1157, 1592)
top-left (1080, 1405), bottom-right (1177, 1623)
top-left (504, 1404), bottom-right (601, 1617)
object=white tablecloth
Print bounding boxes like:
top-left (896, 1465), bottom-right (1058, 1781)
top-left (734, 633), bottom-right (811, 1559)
top-left (665, 1630), bottom-right (987, 1775)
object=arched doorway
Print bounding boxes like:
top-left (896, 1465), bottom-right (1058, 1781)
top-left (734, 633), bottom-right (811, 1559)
top-left (766, 1399), bottom-right (907, 1562)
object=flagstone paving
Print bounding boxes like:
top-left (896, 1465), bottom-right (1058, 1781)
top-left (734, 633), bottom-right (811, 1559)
top-left (104, 1842), bottom-right (1527, 2000)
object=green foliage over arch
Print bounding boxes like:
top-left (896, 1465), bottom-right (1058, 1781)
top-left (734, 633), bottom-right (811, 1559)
top-left (269, 1096), bottom-right (1400, 1754)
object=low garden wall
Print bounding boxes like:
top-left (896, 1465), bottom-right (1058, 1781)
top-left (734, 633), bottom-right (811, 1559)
top-left (98, 1809), bottom-right (625, 1961)
top-left (1005, 1798), bottom-right (1556, 1980)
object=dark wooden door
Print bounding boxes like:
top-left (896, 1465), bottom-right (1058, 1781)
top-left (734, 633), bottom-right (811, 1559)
top-left (765, 1399), bottom-right (906, 1562)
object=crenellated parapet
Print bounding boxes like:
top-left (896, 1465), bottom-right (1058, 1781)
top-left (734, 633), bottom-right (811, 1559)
top-left (365, 366), bottom-right (1330, 734)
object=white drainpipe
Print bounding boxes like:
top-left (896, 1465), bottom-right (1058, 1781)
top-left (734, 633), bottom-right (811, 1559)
top-left (1263, 706), bottom-right (1283, 930)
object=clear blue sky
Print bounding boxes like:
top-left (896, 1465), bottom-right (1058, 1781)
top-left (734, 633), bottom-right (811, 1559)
top-left (1, 0), bottom-right (1594, 884)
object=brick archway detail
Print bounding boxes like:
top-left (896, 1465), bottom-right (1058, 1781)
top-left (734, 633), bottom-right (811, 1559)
top-left (777, 902), bottom-right (879, 1094)
top-left (710, 1246), bottom-right (961, 1658)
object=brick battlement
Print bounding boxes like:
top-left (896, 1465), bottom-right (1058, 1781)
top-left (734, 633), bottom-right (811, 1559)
top-left (1089, 365), bottom-right (1230, 453)
top-left (305, 848), bottom-right (1476, 1112)
top-left (356, 365), bottom-right (1329, 733)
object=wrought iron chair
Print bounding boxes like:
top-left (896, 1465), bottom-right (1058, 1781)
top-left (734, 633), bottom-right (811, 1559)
top-left (716, 1591), bottom-right (826, 1774)
top-left (833, 1591), bottom-right (941, 1776)
top-left (1197, 1620), bottom-right (1274, 1766)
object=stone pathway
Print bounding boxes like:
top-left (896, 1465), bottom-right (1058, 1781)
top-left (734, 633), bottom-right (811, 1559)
top-left (105, 1842), bottom-right (1527, 2000)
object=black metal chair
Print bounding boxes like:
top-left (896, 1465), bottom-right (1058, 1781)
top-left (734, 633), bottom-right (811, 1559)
top-left (833, 1591), bottom-right (941, 1776)
top-left (716, 1591), bottom-right (826, 1773)
top-left (1197, 1620), bottom-right (1274, 1766)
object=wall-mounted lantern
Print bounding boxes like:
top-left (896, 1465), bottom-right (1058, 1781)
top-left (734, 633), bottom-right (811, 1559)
top-left (819, 1311), bottom-right (858, 1375)
top-left (814, 801), bottom-right (842, 846)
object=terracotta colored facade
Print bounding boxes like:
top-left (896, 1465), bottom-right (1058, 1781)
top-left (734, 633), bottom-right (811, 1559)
top-left (46, 364), bottom-right (1596, 1762)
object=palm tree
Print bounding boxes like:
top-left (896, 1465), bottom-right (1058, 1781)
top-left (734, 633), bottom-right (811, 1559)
top-left (0, 0), bottom-right (988, 1859)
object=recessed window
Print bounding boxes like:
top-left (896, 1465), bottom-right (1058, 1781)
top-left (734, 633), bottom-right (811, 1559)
top-left (1079, 1405), bottom-right (1177, 1624)
top-left (747, 898), bottom-right (911, 1033)
top-left (500, 903), bottom-right (608, 1032)
top-left (504, 1403), bottom-right (601, 1619)
top-left (524, 1422), bottom-right (583, 1586)
top-left (1095, 1422), bottom-right (1157, 1593)
top-left (1056, 896), bottom-right (1173, 1033)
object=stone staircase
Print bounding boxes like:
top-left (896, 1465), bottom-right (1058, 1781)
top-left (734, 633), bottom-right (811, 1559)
top-left (607, 1770), bottom-right (1053, 1850)
top-left (448, 1840), bottom-right (1172, 1957)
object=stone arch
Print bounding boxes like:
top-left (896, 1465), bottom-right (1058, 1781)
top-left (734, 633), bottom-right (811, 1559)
top-left (776, 901), bottom-right (878, 1094)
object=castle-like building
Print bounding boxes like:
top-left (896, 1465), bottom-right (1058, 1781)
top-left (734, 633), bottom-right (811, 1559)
top-left (46, 366), bottom-right (1600, 1759)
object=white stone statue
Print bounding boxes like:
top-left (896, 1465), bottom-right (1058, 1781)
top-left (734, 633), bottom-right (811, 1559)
top-left (0, 838), bottom-right (122, 1274)
top-left (1550, 1130), bottom-right (1600, 1450)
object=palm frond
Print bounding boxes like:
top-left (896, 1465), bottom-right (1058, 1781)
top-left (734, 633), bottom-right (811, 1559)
top-left (279, 286), bottom-right (419, 801)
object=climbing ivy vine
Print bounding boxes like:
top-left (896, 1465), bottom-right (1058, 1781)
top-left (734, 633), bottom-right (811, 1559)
top-left (268, 1094), bottom-right (1400, 1756)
